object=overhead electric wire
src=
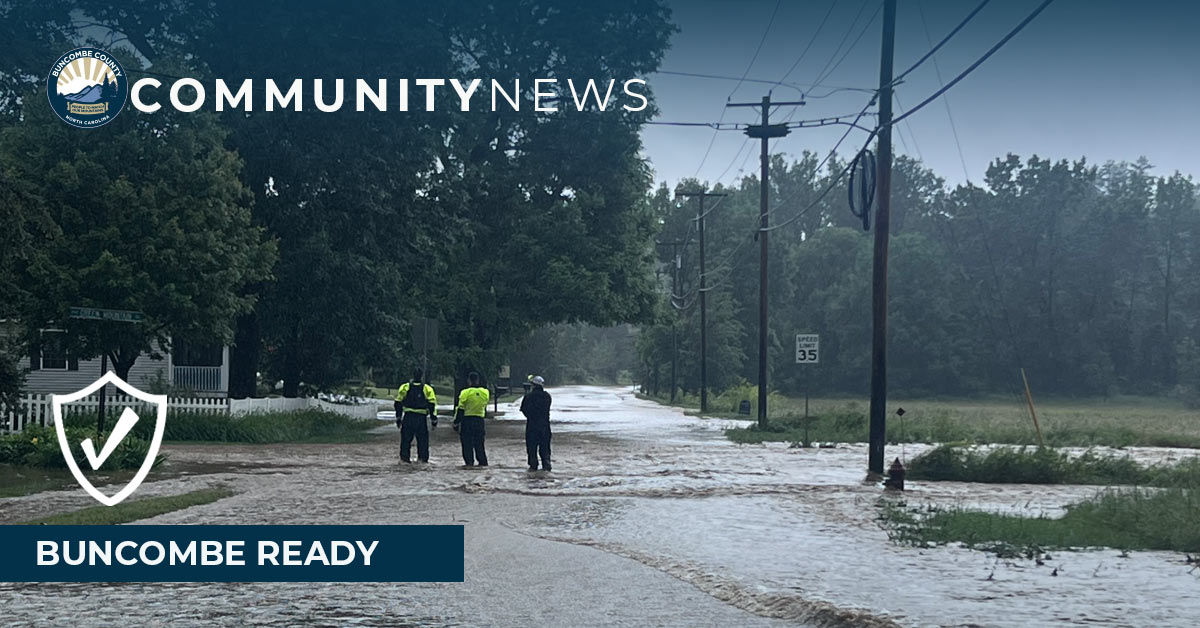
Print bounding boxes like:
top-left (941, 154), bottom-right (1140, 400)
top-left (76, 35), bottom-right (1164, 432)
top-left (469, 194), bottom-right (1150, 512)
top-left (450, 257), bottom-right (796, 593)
top-left (766, 0), bottom-right (1047, 235)
top-left (779, 0), bottom-right (841, 83)
top-left (891, 0), bottom-right (1057, 127)
top-left (809, 1), bottom-right (883, 91)
top-left (730, 0), bottom-right (785, 97)
top-left (712, 137), bottom-right (753, 183)
top-left (893, 92), bottom-right (924, 161)
top-left (762, 92), bottom-right (877, 231)
top-left (654, 70), bottom-right (875, 98)
top-left (764, 130), bottom-right (875, 233)
top-left (654, 70), bottom-right (806, 95)
top-left (646, 112), bottom-right (877, 132)
top-left (783, 0), bottom-right (878, 125)
top-left (690, 0), bottom-right (784, 179)
top-left (892, 0), bottom-right (991, 88)
top-left (916, 0), bottom-right (971, 181)
top-left (806, 0), bottom-right (874, 93)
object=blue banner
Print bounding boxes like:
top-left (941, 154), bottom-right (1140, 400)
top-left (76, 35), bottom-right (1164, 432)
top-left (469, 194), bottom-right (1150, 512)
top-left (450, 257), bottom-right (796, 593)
top-left (2, 525), bottom-right (464, 582)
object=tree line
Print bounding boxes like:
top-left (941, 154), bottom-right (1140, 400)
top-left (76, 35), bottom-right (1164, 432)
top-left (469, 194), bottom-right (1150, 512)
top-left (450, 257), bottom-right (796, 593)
top-left (0, 0), bottom-right (674, 399)
top-left (639, 153), bottom-right (1200, 402)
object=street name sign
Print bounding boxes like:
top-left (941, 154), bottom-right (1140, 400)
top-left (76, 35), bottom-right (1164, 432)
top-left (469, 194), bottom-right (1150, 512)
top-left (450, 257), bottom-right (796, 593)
top-left (69, 307), bottom-right (145, 323)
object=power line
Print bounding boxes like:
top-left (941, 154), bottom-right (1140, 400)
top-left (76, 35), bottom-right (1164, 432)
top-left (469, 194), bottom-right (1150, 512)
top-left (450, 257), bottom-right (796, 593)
top-left (810, 1), bottom-right (884, 90)
top-left (653, 70), bottom-right (875, 98)
top-left (916, 0), bottom-right (971, 181)
top-left (764, 126), bottom-right (876, 233)
top-left (779, 0), bottom-right (842, 83)
top-left (712, 137), bottom-right (753, 184)
top-left (645, 121), bottom-right (747, 129)
top-left (763, 94), bottom-right (878, 231)
top-left (893, 92), bottom-right (924, 161)
top-left (646, 112), bottom-right (876, 132)
top-left (783, 0), bottom-right (878, 125)
top-left (733, 0), bottom-right (785, 96)
top-left (768, 0), bottom-right (1031, 237)
top-left (691, 0), bottom-right (785, 179)
top-left (807, 0), bottom-right (874, 92)
top-left (892, 0), bottom-right (1057, 127)
top-left (892, 0), bottom-right (991, 88)
top-left (654, 70), bottom-right (805, 95)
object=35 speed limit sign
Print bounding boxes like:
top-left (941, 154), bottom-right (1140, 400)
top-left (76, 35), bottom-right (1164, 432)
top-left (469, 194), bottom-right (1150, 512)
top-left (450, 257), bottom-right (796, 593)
top-left (795, 334), bottom-right (819, 364)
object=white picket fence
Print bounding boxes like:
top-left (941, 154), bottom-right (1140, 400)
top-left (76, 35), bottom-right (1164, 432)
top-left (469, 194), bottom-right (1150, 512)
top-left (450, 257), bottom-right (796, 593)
top-left (1, 393), bottom-right (379, 434)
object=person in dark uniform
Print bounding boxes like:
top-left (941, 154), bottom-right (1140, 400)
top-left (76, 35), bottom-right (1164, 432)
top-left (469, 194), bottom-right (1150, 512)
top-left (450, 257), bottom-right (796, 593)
top-left (520, 375), bottom-right (552, 472)
top-left (393, 368), bottom-right (437, 463)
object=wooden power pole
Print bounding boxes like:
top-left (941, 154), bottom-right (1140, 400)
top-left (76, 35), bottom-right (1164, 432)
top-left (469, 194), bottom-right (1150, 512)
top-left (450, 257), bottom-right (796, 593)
top-left (655, 238), bottom-right (688, 404)
top-left (868, 0), bottom-right (898, 476)
top-left (729, 94), bottom-right (804, 429)
top-left (678, 190), bottom-right (727, 414)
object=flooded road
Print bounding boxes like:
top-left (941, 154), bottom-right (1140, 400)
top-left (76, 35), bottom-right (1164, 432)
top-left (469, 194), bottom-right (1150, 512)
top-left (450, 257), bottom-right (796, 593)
top-left (2, 386), bottom-right (1197, 626)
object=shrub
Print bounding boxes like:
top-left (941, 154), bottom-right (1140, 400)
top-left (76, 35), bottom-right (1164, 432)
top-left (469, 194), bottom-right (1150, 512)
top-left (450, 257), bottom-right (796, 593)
top-left (0, 425), bottom-right (161, 469)
top-left (881, 486), bottom-right (1200, 554)
top-left (908, 444), bottom-right (1200, 487)
top-left (60, 407), bottom-right (376, 443)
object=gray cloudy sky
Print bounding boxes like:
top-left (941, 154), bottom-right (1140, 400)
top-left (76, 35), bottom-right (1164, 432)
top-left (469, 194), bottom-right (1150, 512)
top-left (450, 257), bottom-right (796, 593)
top-left (642, 0), bottom-right (1200, 189)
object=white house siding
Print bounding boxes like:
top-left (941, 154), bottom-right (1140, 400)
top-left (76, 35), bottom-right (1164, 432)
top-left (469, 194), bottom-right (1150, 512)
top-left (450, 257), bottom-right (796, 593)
top-left (18, 343), bottom-right (171, 395)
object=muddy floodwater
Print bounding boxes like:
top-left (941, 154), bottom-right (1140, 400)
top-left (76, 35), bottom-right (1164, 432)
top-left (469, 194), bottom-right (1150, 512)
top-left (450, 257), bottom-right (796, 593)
top-left (1, 386), bottom-right (1197, 627)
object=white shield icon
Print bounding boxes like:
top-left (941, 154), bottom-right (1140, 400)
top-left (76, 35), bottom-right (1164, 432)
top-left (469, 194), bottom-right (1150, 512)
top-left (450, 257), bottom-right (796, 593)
top-left (51, 371), bottom-right (167, 506)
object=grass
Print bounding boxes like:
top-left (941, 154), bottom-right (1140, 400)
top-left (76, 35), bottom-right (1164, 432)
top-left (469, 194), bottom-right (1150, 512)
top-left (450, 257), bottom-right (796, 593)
top-left (23, 487), bottom-right (235, 525)
top-left (682, 392), bottom-right (1200, 449)
top-left (881, 488), bottom-right (1200, 555)
top-left (908, 445), bottom-right (1200, 487)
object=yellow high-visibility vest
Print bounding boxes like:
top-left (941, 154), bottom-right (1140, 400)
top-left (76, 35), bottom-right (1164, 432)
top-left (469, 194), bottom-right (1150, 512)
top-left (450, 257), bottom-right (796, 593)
top-left (456, 387), bottom-right (490, 418)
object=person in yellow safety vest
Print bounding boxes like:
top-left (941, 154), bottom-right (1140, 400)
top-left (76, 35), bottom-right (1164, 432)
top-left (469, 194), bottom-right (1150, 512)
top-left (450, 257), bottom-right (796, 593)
top-left (394, 368), bottom-right (437, 463)
top-left (455, 371), bottom-right (490, 467)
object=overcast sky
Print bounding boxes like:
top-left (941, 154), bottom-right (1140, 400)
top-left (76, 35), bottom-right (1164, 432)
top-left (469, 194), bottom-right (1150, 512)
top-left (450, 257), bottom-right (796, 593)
top-left (642, 0), bottom-right (1200, 190)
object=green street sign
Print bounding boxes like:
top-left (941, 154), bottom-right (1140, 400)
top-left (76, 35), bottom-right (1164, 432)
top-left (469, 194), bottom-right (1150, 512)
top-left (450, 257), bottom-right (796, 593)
top-left (69, 306), bottom-right (145, 323)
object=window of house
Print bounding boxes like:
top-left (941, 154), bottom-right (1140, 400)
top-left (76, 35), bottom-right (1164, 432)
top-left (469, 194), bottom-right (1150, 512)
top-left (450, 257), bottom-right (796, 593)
top-left (39, 330), bottom-right (68, 370)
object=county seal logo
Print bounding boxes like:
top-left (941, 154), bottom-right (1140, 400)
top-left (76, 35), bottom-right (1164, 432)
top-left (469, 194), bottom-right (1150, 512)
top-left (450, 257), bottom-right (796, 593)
top-left (47, 47), bottom-right (128, 128)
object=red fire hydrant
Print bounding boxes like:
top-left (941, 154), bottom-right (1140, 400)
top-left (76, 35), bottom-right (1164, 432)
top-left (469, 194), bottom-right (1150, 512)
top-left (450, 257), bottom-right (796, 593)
top-left (884, 457), bottom-right (906, 491)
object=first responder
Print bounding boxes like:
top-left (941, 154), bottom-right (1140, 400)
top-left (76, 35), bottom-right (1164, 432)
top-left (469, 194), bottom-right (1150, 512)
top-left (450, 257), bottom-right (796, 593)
top-left (520, 375), bottom-right (552, 472)
top-left (455, 372), bottom-right (490, 467)
top-left (394, 368), bottom-right (437, 463)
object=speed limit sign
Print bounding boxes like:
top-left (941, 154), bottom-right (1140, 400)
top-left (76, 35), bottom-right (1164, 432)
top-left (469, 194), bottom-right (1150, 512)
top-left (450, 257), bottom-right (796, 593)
top-left (796, 334), bottom-right (819, 364)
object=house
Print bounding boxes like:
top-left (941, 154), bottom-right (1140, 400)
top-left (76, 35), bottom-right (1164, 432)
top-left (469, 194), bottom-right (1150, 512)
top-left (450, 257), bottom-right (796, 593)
top-left (15, 328), bottom-right (230, 397)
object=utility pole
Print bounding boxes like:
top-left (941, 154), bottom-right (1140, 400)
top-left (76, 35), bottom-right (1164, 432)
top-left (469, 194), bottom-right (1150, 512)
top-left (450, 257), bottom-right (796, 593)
top-left (678, 190), bottom-right (727, 414)
top-left (656, 238), bottom-right (688, 404)
top-left (868, 0), bottom-right (898, 476)
top-left (729, 94), bottom-right (803, 429)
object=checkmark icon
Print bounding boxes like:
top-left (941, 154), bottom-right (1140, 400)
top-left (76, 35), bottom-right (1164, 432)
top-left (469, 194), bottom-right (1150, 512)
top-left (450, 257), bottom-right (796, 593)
top-left (81, 407), bottom-right (140, 470)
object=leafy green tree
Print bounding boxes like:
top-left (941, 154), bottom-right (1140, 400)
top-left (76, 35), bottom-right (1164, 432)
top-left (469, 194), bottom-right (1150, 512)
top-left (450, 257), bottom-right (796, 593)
top-left (643, 150), bottom-right (1200, 401)
top-left (1, 80), bottom-right (275, 379)
top-left (425, 0), bottom-right (674, 387)
top-left (0, 168), bottom-right (44, 404)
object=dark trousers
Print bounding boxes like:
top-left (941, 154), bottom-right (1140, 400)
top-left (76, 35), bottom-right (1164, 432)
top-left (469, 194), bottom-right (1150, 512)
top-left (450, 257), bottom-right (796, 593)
top-left (525, 422), bottom-right (551, 470)
top-left (400, 412), bottom-right (430, 462)
top-left (459, 416), bottom-right (487, 466)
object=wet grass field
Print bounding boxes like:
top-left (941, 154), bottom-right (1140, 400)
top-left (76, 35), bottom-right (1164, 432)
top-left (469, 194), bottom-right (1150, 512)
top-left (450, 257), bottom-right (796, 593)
top-left (676, 393), bottom-right (1200, 448)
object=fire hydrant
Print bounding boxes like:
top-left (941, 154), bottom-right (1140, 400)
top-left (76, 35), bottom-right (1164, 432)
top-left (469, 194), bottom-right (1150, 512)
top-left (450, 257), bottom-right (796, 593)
top-left (884, 457), bottom-right (906, 491)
